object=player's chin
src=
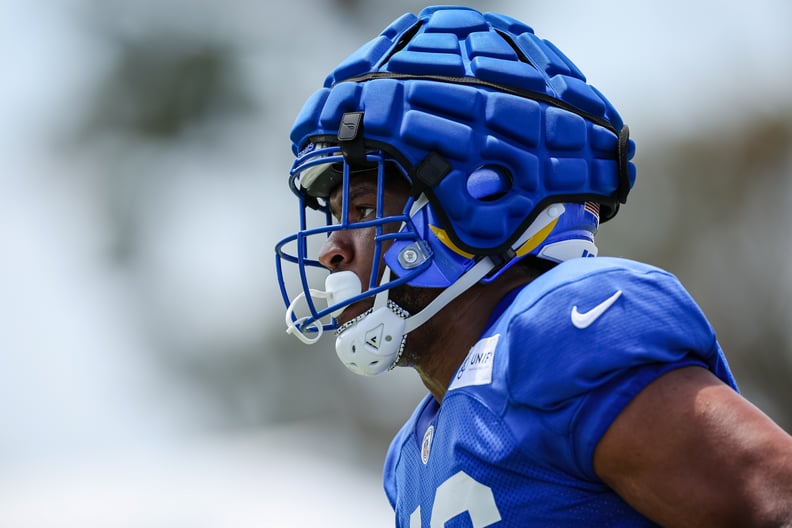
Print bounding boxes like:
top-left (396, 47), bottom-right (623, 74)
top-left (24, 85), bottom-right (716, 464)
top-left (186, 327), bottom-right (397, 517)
top-left (335, 299), bottom-right (375, 327)
top-left (389, 283), bottom-right (442, 317)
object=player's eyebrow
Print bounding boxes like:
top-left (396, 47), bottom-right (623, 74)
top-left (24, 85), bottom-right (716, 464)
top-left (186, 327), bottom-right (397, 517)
top-left (329, 179), bottom-right (379, 219)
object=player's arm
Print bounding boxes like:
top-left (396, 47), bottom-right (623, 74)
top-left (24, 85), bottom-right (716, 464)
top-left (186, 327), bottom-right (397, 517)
top-left (593, 365), bottom-right (792, 527)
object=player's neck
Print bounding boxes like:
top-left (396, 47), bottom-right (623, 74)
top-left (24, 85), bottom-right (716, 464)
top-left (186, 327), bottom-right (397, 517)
top-left (411, 268), bottom-right (537, 402)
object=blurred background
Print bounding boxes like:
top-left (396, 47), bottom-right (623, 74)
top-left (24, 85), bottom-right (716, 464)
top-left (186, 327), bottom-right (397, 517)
top-left (1, 0), bottom-right (790, 526)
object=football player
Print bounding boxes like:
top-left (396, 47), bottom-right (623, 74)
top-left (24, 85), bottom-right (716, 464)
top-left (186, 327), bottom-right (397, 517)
top-left (275, 6), bottom-right (792, 526)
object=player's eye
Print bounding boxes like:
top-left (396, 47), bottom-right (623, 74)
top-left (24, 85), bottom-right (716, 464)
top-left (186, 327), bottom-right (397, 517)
top-left (357, 206), bottom-right (375, 220)
top-left (330, 205), bottom-right (375, 225)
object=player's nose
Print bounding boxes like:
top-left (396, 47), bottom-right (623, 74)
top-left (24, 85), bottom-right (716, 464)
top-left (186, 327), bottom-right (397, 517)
top-left (318, 230), bottom-right (354, 271)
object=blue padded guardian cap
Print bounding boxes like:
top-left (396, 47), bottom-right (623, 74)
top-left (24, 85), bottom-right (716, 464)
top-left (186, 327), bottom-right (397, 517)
top-left (289, 6), bottom-right (635, 257)
top-left (276, 7), bottom-right (638, 364)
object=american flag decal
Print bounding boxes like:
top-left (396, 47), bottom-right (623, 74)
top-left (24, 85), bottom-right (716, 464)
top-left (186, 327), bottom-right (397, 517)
top-left (584, 201), bottom-right (600, 218)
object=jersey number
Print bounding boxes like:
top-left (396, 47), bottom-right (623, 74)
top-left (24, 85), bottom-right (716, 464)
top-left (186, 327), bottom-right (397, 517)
top-left (409, 471), bottom-right (501, 527)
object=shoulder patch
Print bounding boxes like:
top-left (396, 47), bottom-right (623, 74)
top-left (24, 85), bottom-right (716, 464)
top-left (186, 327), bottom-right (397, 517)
top-left (448, 334), bottom-right (499, 391)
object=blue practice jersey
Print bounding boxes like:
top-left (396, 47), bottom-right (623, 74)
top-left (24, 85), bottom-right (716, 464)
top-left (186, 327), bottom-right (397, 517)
top-left (383, 257), bottom-right (738, 527)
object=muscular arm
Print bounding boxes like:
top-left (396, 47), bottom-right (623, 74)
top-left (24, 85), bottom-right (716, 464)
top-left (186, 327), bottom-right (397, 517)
top-left (594, 366), bottom-right (792, 527)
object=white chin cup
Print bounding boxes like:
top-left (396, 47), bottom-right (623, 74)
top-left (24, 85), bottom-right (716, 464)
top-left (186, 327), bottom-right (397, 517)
top-left (335, 305), bottom-right (406, 376)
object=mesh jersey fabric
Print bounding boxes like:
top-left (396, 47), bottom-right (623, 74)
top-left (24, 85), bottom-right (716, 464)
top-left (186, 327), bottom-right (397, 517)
top-left (383, 256), bottom-right (737, 527)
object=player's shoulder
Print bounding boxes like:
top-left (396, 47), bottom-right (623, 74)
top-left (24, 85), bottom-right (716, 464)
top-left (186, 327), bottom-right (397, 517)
top-left (505, 255), bottom-right (708, 335)
top-left (508, 256), bottom-right (686, 318)
top-left (466, 257), bottom-right (701, 387)
top-left (539, 255), bottom-right (676, 291)
top-left (493, 256), bottom-right (719, 401)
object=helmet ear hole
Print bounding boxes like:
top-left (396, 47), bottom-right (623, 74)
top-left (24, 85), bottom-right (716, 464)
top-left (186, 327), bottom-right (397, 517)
top-left (466, 166), bottom-right (512, 201)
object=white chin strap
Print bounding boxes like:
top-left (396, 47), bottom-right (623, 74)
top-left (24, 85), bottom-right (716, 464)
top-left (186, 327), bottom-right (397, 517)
top-left (286, 201), bottom-right (569, 375)
top-left (335, 257), bottom-right (495, 376)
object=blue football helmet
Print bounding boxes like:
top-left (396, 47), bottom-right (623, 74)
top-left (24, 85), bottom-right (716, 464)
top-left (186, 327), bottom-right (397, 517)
top-left (275, 6), bottom-right (636, 375)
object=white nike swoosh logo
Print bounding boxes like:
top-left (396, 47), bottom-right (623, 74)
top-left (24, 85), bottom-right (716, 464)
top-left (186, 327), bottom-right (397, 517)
top-left (571, 290), bottom-right (623, 329)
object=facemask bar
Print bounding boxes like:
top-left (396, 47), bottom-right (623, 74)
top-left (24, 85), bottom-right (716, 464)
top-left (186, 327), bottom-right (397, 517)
top-left (275, 145), bottom-right (432, 339)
